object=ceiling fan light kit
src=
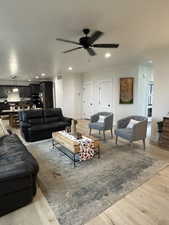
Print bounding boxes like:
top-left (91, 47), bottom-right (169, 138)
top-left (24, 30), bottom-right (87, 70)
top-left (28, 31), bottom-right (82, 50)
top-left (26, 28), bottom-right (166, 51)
top-left (56, 28), bottom-right (119, 56)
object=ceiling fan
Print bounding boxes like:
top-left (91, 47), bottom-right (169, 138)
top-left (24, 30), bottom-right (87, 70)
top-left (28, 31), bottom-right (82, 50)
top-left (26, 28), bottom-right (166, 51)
top-left (56, 28), bottom-right (119, 56)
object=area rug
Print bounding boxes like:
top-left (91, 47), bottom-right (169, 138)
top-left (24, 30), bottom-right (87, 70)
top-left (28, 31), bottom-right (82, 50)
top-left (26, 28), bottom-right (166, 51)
top-left (28, 140), bottom-right (167, 225)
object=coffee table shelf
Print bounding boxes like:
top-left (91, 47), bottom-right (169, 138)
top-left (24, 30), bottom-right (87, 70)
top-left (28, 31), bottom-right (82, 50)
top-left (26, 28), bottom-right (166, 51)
top-left (52, 132), bottom-right (100, 167)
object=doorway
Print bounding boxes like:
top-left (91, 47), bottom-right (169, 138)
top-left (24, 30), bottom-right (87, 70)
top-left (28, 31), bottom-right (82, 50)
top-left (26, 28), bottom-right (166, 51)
top-left (96, 80), bottom-right (113, 112)
top-left (147, 82), bottom-right (154, 122)
top-left (82, 82), bottom-right (94, 119)
top-left (138, 64), bottom-right (154, 137)
top-left (82, 80), bottom-right (113, 119)
top-left (146, 81), bottom-right (154, 137)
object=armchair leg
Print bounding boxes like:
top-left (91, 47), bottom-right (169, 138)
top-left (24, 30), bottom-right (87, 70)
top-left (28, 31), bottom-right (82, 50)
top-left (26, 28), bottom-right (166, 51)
top-left (115, 136), bottom-right (118, 144)
top-left (110, 128), bottom-right (113, 137)
top-left (89, 128), bottom-right (92, 136)
top-left (143, 139), bottom-right (146, 150)
top-left (103, 130), bottom-right (106, 141)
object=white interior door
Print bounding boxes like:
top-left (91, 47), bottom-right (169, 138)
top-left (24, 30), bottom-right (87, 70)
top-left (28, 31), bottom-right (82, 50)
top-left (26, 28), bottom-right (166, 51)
top-left (97, 80), bottom-right (113, 112)
top-left (82, 82), bottom-right (94, 119)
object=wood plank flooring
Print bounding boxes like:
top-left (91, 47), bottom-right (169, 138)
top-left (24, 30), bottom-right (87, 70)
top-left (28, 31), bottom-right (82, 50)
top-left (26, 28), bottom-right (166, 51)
top-left (1, 119), bottom-right (169, 225)
top-left (86, 166), bottom-right (169, 225)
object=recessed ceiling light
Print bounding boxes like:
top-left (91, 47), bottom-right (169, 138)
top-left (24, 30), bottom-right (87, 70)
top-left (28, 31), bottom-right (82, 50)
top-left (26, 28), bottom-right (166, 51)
top-left (13, 88), bottom-right (19, 93)
top-left (105, 52), bottom-right (111, 58)
top-left (68, 66), bottom-right (73, 71)
top-left (28, 79), bottom-right (31, 82)
top-left (35, 76), bottom-right (39, 79)
top-left (148, 60), bottom-right (153, 63)
top-left (11, 75), bottom-right (17, 79)
top-left (41, 73), bottom-right (46, 77)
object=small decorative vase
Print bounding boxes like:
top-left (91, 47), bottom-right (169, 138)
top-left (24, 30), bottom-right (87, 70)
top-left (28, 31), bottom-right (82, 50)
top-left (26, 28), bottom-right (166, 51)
top-left (75, 132), bottom-right (82, 139)
top-left (65, 126), bottom-right (71, 133)
top-left (71, 119), bottom-right (78, 134)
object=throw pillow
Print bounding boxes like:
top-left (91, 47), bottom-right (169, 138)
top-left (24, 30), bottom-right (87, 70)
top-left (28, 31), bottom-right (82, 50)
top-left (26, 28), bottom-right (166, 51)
top-left (98, 115), bottom-right (106, 123)
top-left (127, 119), bottom-right (140, 128)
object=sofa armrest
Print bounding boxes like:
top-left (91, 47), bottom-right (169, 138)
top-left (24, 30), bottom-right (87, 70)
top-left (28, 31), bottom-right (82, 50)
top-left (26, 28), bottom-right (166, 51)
top-left (63, 117), bottom-right (72, 125)
top-left (18, 111), bottom-right (23, 121)
top-left (104, 114), bottom-right (113, 130)
top-left (90, 113), bottom-right (99, 123)
top-left (0, 162), bottom-right (32, 183)
top-left (20, 121), bottom-right (31, 128)
top-left (132, 120), bottom-right (148, 140)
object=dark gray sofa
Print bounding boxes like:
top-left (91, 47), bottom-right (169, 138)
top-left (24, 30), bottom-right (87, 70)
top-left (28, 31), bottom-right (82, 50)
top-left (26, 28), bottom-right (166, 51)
top-left (19, 108), bottom-right (72, 142)
top-left (0, 134), bottom-right (39, 217)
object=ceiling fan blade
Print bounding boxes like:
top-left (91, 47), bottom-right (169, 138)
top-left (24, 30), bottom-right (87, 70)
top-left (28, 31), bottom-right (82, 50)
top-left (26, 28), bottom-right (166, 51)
top-left (63, 47), bottom-right (82, 53)
top-left (86, 48), bottom-right (96, 56)
top-left (56, 38), bottom-right (80, 45)
top-left (89, 31), bottom-right (103, 44)
top-left (93, 43), bottom-right (119, 48)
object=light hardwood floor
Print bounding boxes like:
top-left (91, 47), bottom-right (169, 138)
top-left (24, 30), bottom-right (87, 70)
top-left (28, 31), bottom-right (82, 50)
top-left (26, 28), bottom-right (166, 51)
top-left (1, 119), bottom-right (169, 225)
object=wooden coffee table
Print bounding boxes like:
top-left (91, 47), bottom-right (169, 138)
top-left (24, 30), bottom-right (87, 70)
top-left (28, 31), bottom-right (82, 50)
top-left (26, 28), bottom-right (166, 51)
top-left (52, 131), bottom-right (100, 167)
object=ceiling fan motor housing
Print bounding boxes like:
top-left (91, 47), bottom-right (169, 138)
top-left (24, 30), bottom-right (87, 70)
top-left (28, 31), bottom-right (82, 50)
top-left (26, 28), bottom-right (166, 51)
top-left (79, 37), bottom-right (91, 49)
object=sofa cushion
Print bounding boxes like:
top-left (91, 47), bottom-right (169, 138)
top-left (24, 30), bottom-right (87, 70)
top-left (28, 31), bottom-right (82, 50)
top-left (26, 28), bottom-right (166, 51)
top-left (0, 161), bottom-right (33, 196)
top-left (89, 122), bottom-right (104, 130)
top-left (44, 117), bottom-right (61, 123)
top-left (28, 118), bottom-right (43, 125)
top-left (115, 128), bottom-right (133, 140)
top-left (0, 135), bottom-right (38, 170)
top-left (44, 108), bottom-right (64, 119)
top-left (0, 135), bottom-right (26, 161)
top-left (0, 134), bottom-right (39, 197)
top-left (28, 121), bottom-right (67, 132)
top-left (21, 110), bottom-right (43, 122)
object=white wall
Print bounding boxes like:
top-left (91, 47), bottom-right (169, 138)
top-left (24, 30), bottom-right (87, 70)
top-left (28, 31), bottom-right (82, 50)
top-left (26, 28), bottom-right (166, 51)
top-left (54, 78), bottom-right (63, 108)
top-left (53, 64), bottom-right (142, 123)
top-left (54, 73), bottom-right (82, 119)
top-left (62, 74), bottom-right (75, 118)
top-left (150, 50), bottom-right (169, 142)
top-left (53, 50), bottom-right (169, 143)
top-left (82, 64), bottom-right (139, 124)
top-left (73, 75), bottom-right (82, 119)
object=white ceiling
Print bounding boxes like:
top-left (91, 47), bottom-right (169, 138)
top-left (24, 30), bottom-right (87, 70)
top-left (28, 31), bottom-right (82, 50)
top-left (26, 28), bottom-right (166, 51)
top-left (0, 0), bottom-right (169, 81)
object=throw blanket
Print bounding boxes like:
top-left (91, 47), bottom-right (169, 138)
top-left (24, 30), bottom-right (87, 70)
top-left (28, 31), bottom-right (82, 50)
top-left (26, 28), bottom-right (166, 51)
top-left (79, 138), bottom-right (95, 161)
top-left (58, 131), bottom-right (95, 161)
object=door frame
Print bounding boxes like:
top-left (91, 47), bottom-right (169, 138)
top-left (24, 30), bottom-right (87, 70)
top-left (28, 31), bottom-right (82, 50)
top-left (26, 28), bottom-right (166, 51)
top-left (96, 79), bottom-right (113, 113)
top-left (82, 81), bottom-right (94, 119)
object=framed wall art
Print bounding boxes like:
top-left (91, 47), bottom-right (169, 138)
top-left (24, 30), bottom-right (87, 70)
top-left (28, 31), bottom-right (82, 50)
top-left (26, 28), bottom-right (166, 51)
top-left (119, 77), bottom-right (134, 104)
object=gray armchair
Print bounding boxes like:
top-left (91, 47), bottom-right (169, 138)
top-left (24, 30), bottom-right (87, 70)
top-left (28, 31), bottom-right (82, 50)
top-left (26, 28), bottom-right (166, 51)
top-left (89, 112), bottom-right (114, 140)
top-left (115, 115), bottom-right (148, 150)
